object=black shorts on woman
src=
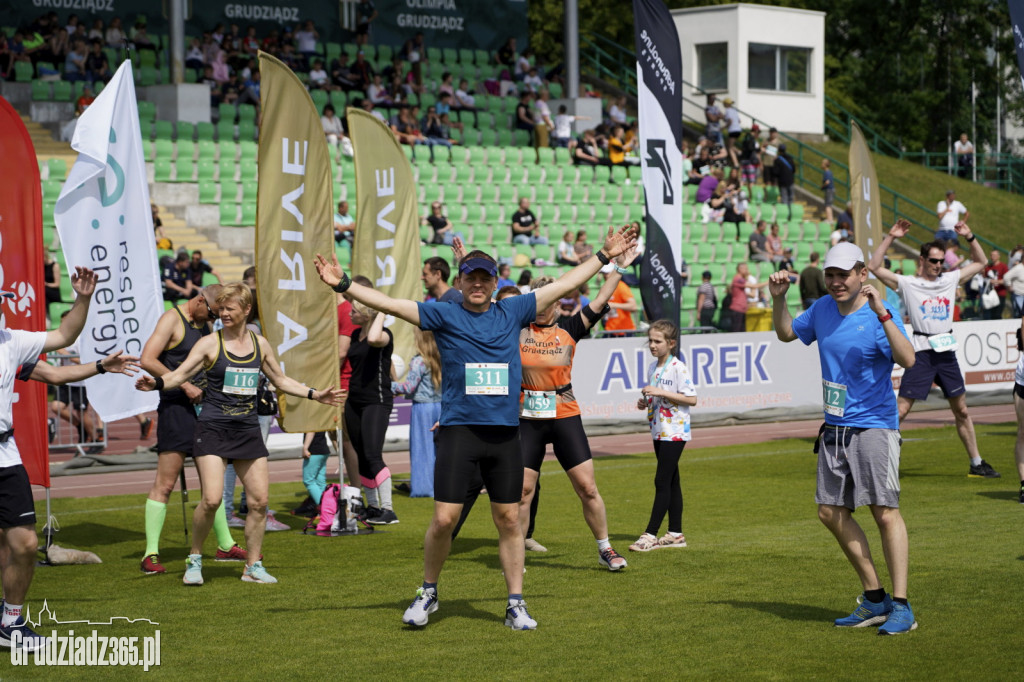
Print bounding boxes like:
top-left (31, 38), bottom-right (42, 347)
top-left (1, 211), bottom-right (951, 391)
top-left (193, 330), bottom-right (268, 461)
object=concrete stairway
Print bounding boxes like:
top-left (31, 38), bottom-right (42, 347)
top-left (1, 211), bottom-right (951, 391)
top-left (157, 208), bottom-right (249, 283)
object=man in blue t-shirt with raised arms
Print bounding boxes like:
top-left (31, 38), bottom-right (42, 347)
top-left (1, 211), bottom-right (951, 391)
top-left (769, 242), bottom-right (919, 636)
top-left (315, 225), bottom-right (637, 631)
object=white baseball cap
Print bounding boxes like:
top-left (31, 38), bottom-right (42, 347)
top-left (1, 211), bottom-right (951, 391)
top-left (823, 242), bottom-right (865, 271)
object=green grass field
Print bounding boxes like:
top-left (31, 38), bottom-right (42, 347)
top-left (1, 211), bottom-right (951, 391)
top-left (7, 424), bottom-right (1022, 679)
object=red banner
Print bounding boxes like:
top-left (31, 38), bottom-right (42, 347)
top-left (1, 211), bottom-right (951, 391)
top-left (0, 96), bottom-right (49, 487)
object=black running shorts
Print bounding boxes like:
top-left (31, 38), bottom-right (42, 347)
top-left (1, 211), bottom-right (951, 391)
top-left (156, 397), bottom-right (198, 455)
top-left (193, 421), bottom-right (268, 461)
top-left (519, 415), bottom-right (592, 472)
top-left (0, 465), bottom-right (36, 528)
top-left (434, 425), bottom-right (522, 505)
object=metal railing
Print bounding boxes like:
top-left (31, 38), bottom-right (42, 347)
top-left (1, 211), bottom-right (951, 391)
top-left (45, 352), bottom-right (108, 457)
top-left (578, 32), bottom-right (1009, 255)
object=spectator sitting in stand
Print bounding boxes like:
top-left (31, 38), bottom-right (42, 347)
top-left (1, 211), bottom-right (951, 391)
top-left (368, 73), bottom-right (393, 106)
top-left (85, 39), bottom-right (111, 82)
top-left (514, 47), bottom-right (532, 80)
top-left (189, 250), bottom-right (222, 288)
top-left (422, 202), bottom-right (462, 246)
top-left (572, 129), bottom-right (614, 181)
top-left (453, 78), bottom-right (476, 111)
top-left (573, 229), bottom-right (593, 260)
top-left (63, 38), bottom-right (87, 82)
top-left (830, 220), bottom-right (852, 246)
top-left (523, 67), bottom-right (543, 93)
top-left (695, 168), bottom-right (722, 204)
top-left (514, 91), bottom-right (536, 142)
top-left (162, 251), bottom-right (198, 303)
top-left (723, 188), bottom-right (751, 240)
top-left (434, 93), bottom-right (463, 134)
top-left (510, 197), bottom-right (548, 246)
top-left (321, 103), bottom-right (346, 146)
top-left (361, 98), bottom-right (387, 124)
top-left (609, 96), bottom-right (628, 126)
top-left (748, 220), bottom-right (770, 263)
top-left (308, 59), bottom-right (333, 91)
top-left (330, 53), bottom-right (356, 91)
top-left (608, 124), bottom-right (638, 181)
top-left (74, 83), bottom-right (95, 115)
top-left (497, 264), bottom-right (516, 290)
top-left (556, 230), bottom-right (581, 266)
top-left (496, 36), bottom-right (516, 69)
top-left (350, 50), bottom-right (374, 91)
top-left (334, 200), bottom-right (355, 245)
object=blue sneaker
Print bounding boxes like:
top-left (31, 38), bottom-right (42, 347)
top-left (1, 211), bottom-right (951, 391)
top-left (0, 615), bottom-right (49, 652)
top-left (241, 561), bottom-right (278, 584)
top-left (504, 599), bottom-right (537, 630)
top-left (834, 593), bottom-right (892, 627)
top-left (878, 601), bottom-right (917, 635)
top-left (402, 587), bottom-right (438, 626)
top-left (183, 554), bottom-right (203, 586)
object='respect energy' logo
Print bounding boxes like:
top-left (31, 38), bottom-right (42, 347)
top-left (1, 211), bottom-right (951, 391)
top-left (8, 601), bottom-right (161, 671)
top-left (918, 296), bottom-right (952, 322)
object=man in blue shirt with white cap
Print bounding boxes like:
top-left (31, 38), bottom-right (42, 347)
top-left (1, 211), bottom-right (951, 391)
top-left (768, 242), bottom-right (919, 635)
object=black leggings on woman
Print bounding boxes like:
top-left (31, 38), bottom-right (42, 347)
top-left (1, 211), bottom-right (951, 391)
top-left (344, 401), bottom-right (392, 486)
top-left (645, 440), bottom-right (686, 536)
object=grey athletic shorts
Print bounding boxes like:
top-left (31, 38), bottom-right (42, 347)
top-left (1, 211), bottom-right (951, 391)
top-left (816, 426), bottom-right (901, 510)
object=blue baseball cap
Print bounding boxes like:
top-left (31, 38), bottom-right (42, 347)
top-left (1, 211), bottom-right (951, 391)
top-left (0, 290), bottom-right (14, 299)
top-left (458, 257), bottom-right (497, 277)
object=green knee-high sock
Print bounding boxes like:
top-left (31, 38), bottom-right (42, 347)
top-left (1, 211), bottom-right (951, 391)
top-left (144, 499), bottom-right (167, 557)
top-left (213, 500), bottom-right (236, 551)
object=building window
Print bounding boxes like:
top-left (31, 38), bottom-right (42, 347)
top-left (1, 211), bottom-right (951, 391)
top-left (748, 43), bottom-right (811, 93)
top-left (696, 42), bottom-right (727, 91)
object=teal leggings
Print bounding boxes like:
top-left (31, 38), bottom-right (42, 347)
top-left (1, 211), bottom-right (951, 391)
top-left (302, 454), bottom-right (329, 503)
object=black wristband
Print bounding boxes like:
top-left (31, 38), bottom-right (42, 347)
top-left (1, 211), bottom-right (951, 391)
top-left (581, 303), bottom-right (610, 323)
top-left (596, 251), bottom-right (610, 265)
top-left (966, 234), bottom-right (976, 242)
top-left (153, 376), bottom-right (164, 391)
top-left (332, 272), bottom-right (352, 293)
top-left (307, 388), bottom-right (315, 400)
top-left (95, 359), bottom-right (107, 374)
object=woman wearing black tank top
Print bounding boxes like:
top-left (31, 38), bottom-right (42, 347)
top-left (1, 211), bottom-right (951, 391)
top-left (136, 283), bottom-right (344, 586)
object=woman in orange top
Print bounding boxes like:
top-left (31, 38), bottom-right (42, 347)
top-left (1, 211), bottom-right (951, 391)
top-left (516, 242), bottom-right (636, 572)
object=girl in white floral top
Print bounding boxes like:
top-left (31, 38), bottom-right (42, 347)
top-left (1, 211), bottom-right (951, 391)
top-left (629, 320), bottom-right (697, 553)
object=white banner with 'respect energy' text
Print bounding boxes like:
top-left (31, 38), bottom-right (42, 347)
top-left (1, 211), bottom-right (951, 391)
top-left (54, 61), bottom-right (161, 421)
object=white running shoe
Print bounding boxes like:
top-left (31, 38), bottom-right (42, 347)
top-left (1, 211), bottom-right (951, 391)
top-left (402, 587), bottom-right (438, 627)
top-left (628, 533), bottom-right (660, 552)
top-left (183, 554), bottom-right (204, 586)
top-left (504, 599), bottom-right (537, 630)
top-left (524, 538), bottom-right (547, 552)
top-left (265, 514), bottom-right (290, 531)
top-left (657, 532), bottom-right (687, 548)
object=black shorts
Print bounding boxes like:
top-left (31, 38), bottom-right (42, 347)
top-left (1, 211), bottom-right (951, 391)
top-left (53, 385), bottom-right (88, 409)
top-left (0, 465), bottom-right (36, 528)
top-left (728, 130), bottom-right (742, 139)
top-left (1014, 383), bottom-right (1024, 400)
top-left (519, 415), bottom-right (592, 472)
top-left (898, 349), bottom-right (965, 401)
top-left (434, 425), bottom-right (522, 504)
top-left (156, 397), bottom-right (198, 455)
top-left (193, 420), bottom-right (268, 461)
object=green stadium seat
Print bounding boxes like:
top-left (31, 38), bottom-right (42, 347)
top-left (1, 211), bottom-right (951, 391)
top-left (196, 122), bottom-right (215, 141)
top-left (377, 44), bottom-right (393, 62)
top-left (548, 82), bottom-right (563, 98)
top-left (238, 120), bottom-right (256, 142)
top-left (465, 204), bottom-right (488, 224)
top-left (177, 121), bottom-right (195, 141)
top-left (217, 119), bottom-right (235, 141)
top-left (138, 67), bottom-right (158, 87)
top-left (326, 42), bottom-right (342, 62)
top-left (138, 121), bottom-right (153, 141)
top-left (31, 80), bottom-right (51, 100)
top-left (219, 202), bottom-right (240, 226)
top-left (199, 181), bottom-right (219, 204)
top-left (512, 130), bottom-right (530, 147)
top-left (901, 259), bottom-right (917, 275)
top-left (153, 120), bottom-right (174, 140)
top-left (138, 49), bottom-right (157, 68)
top-left (310, 89), bottom-right (329, 112)
top-left (219, 181), bottom-right (239, 202)
top-left (427, 46), bottom-right (442, 63)
top-left (593, 166), bottom-right (611, 183)
top-left (458, 48), bottom-right (475, 64)
top-left (217, 157), bottom-right (236, 180)
top-left (14, 62), bottom-right (34, 82)
top-left (184, 70), bottom-right (197, 83)
top-left (240, 202), bottom-right (256, 226)
top-left (423, 183), bottom-right (442, 204)
top-left (682, 287), bottom-right (698, 310)
top-left (42, 179), bottom-right (63, 201)
top-left (152, 138), bottom-right (173, 160)
top-left (240, 159), bottom-right (258, 180)
top-left (242, 181), bottom-right (258, 202)
top-left (220, 140), bottom-right (239, 162)
top-left (195, 139), bottom-right (216, 161)
top-left (474, 49), bottom-right (490, 65)
top-left (480, 129), bottom-right (497, 147)
top-left (174, 158), bottom-right (194, 182)
top-left (153, 158), bottom-right (173, 183)
top-left (197, 159), bottom-right (216, 182)
top-left (47, 159), bottom-right (67, 180)
top-left (176, 139), bottom-right (195, 161)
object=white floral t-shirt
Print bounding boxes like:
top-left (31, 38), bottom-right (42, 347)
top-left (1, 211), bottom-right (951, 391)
top-left (645, 356), bottom-right (696, 441)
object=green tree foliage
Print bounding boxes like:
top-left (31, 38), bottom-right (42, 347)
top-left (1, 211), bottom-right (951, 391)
top-left (528, 0), bottom-right (1020, 153)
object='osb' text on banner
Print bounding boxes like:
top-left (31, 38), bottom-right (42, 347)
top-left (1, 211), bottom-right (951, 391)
top-left (257, 51), bottom-right (339, 432)
top-left (347, 107), bottom-right (422, 376)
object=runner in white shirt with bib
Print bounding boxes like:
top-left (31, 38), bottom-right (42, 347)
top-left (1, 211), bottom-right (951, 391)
top-left (869, 219), bottom-right (1001, 479)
